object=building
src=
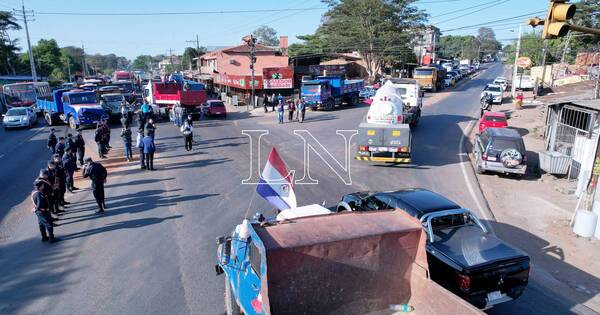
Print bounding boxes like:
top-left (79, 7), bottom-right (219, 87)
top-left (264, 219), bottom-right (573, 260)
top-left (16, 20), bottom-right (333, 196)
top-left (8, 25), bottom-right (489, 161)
top-left (197, 36), bottom-right (289, 104)
top-left (413, 26), bottom-right (441, 65)
top-left (158, 56), bottom-right (182, 72)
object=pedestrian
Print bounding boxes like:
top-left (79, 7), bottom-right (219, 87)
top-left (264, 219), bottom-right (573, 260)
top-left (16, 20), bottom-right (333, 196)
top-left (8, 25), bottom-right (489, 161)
top-left (34, 169), bottom-right (60, 222)
top-left (145, 118), bottom-right (156, 139)
top-left (277, 99), bottom-right (284, 124)
top-left (51, 155), bottom-right (68, 207)
top-left (120, 126), bottom-right (133, 161)
top-left (32, 180), bottom-right (56, 243)
top-left (62, 148), bottom-right (78, 193)
top-left (101, 120), bottom-right (111, 150)
top-left (136, 128), bottom-right (145, 170)
top-left (270, 93), bottom-right (276, 112)
top-left (263, 92), bottom-right (269, 113)
top-left (95, 124), bottom-right (106, 158)
top-left (288, 99), bottom-right (296, 122)
top-left (55, 137), bottom-right (66, 158)
top-left (142, 133), bottom-right (156, 171)
top-left (46, 161), bottom-right (66, 215)
top-left (185, 114), bottom-right (193, 126)
top-left (181, 120), bottom-right (193, 151)
top-left (83, 157), bottom-right (108, 213)
top-left (75, 129), bottom-right (86, 166)
top-left (174, 103), bottom-right (183, 127)
top-left (140, 99), bottom-right (151, 120)
top-left (47, 128), bottom-right (57, 154)
top-left (294, 98), bottom-right (300, 121)
top-left (298, 97), bottom-right (307, 123)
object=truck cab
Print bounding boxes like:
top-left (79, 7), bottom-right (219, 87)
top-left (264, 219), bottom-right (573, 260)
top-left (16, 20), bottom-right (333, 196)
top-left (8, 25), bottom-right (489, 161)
top-left (36, 89), bottom-right (108, 128)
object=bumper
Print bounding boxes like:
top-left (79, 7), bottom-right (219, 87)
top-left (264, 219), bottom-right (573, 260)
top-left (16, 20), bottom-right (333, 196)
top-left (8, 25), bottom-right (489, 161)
top-left (356, 149), bottom-right (411, 163)
top-left (3, 121), bottom-right (28, 128)
top-left (356, 156), bottom-right (411, 163)
top-left (481, 161), bottom-right (526, 174)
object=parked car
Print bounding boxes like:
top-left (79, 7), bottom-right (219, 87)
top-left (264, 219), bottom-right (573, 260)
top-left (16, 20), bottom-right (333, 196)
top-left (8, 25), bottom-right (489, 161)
top-left (336, 188), bottom-right (530, 309)
top-left (448, 70), bottom-right (461, 81)
top-left (480, 84), bottom-right (503, 104)
top-left (493, 77), bottom-right (508, 91)
top-left (201, 100), bottom-right (227, 117)
top-left (474, 127), bottom-right (527, 176)
top-left (479, 111), bottom-right (508, 133)
top-left (2, 107), bottom-right (37, 129)
top-left (443, 74), bottom-right (456, 87)
top-left (359, 86), bottom-right (377, 99)
top-left (513, 75), bottom-right (534, 90)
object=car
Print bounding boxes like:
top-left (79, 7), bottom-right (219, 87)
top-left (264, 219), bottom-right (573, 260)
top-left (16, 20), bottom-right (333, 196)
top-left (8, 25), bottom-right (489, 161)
top-left (359, 86), bottom-right (377, 99)
top-left (480, 84), bottom-right (503, 104)
top-left (2, 107), bottom-right (37, 129)
top-left (474, 127), bottom-right (527, 176)
top-left (443, 74), bottom-right (456, 87)
top-left (513, 75), bottom-right (534, 90)
top-left (493, 77), bottom-right (508, 91)
top-left (447, 70), bottom-right (461, 81)
top-left (99, 93), bottom-right (126, 119)
top-left (479, 111), bottom-right (508, 133)
top-left (336, 188), bottom-right (530, 309)
top-left (201, 100), bottom-right (227, 117)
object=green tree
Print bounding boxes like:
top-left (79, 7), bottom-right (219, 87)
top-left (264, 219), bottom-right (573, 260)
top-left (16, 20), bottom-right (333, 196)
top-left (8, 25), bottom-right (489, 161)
top-left (319, 0), bottom-right (426, 81)
top-left (0, 11), bottom-right (22, 75)
top-left (132, 55), bottom-right (154, 71)
top-left (182, 46), bottom-right (206, 70)
top-left (60, 46), bottom-right (84, 75)
top-left (439, 35), bottom-right (481, 60)
top-left (476, 27), bottom-right (501, 55)
top-left (288, 34), bottom-right (328, 57)
top-left (252, 25), bottom-right (279, 46)
top-left (503, 32), bottom-right (559, 66)
top-left (19, 39), bottom-right (62, 77)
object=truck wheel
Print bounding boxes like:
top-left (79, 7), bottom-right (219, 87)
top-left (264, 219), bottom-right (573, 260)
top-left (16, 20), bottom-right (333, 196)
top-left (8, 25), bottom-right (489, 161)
top-left (326, 99), bottom-right (335, 111)
top-left (45, 113), bottom-right (54, 126)
top-left (432, 86), bottom-right (437, 93)
top-left (69, 116), bottom-right (78, 130)
top-left (225, 277), bottom-right (242, 315)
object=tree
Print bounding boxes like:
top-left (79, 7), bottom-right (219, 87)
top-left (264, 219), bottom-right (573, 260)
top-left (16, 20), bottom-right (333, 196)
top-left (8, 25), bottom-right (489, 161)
top-left (132, 55), bottom-right (154, 71)
top-left (439, 35), bottom-right (481, 60)
top-left (252, 25), bottom-right (279, 46)
top-left (476, 27), bottom-right (501, 55)
top-left (318, 0), bottom-right (426, 81)
top-left (181, 46), bottom-right (207, 70)
top-left (503, 32), bottom-right (559, 67)
top-left (0, 11), bottom-right (22, 75)
top-left (19, 39), bottom-right (62, 77)
top-left (288, 34), bottom-right (328, 57)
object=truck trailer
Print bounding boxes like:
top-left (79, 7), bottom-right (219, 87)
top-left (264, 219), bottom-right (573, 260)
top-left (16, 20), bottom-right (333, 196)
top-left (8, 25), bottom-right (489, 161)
top-left (301, 76), bottom-right (364, 111)
top-left (144, 81), bottom-right (207, 119)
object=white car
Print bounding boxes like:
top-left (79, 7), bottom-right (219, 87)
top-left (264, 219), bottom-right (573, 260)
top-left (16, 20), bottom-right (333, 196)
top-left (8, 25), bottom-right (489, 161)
top-left (493, 77), bottom-right (508, 91)
top-left (480, 84), bottom-right (504, 104)
top-left (514, 75), bottom-right (534, 90)
top-left (3, 107), bottom-right (37, 129)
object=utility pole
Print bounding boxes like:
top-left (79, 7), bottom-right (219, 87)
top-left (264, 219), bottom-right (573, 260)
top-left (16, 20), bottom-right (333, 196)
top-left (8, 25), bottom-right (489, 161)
top-left (14, 1), bottom-right (37, 81)
top-left (432, 32), bottom-right (436, 64)
top-left (249, 35), bottom-right (256, 110)
top-left (81, 43), bottom-right (87, 77)
top-left (185, 34), bottom-right (201, 70)
top-left (511, 24), bottom-right (522, 98)
top-left (539, 39), bottom-right (549, 95)
top-left (66, 58), bottom-right (71, 82)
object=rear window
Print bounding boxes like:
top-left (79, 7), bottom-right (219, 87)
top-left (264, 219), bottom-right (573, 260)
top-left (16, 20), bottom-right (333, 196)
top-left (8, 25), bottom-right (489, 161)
top-left (210, 102), bottom-right (225, 108)
top-left (489, 138), bottom-right (525, 153)
top-left (486, 86), bottom-right (502, 92)
top-left (415, 69), bottom-right (433, 76)
top-left (485, 116), bottom-right (506, 123)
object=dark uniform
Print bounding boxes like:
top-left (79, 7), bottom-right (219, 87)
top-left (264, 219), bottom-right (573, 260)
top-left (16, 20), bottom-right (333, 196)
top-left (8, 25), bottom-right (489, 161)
top-left (83, 159), bottom-right (108, 212)
top-left (47, 132), bottom-right (57, 154)
top-left (75, 132), bottom-right (86, 166)
top-left (34, 173), bottom-right (60, 221)
top-left (31, 187), bottom-right (55, 242)
top-left (95, 127), bottom-right (106, 158)
top-left (65, 135), bottom-right (76, 160)
top-left (55, 141), bottom-right (65, 159)
top-left (62, 151), bottom-right (77, 192)
top-left (49, 160), bottom-right (68, 208)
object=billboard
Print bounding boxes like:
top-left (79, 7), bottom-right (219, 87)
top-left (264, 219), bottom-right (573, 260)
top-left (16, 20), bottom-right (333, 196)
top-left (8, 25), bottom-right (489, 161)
top-left (263, 66), bottom-right (294, 89)
top-left (213, 73), bottom-right (262, 89)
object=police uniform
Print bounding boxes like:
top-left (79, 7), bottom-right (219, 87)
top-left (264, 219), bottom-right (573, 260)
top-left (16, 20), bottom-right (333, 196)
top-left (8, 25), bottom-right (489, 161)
top-left (75, 133), bottom-right (86, 166)
top-left (47, 133), bottom-right (57, 154)
top-left (32, 188), bottom-right (55, 242)
top-left (62, 152), bottom-right (77, 192)
top-left (83, 160), bottom-right (108, 212)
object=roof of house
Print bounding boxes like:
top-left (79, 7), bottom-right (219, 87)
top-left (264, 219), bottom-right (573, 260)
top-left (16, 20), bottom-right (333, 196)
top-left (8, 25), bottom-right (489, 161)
top-left (221, 43), bottom-right (278, 53)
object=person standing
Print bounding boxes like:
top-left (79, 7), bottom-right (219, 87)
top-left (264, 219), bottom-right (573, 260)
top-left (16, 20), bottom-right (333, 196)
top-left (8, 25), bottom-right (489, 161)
top-left (288, 99), bottom-right (296, 122)
top-left (46, 161), bottom-right (66, 215)
top-left (32, 180), bottom-right (56, 243)
top-left (55, 137), bottom-right (66, 158)
top-left (145, 118), bottom-right (156, 139)
top-left (277, 98), bottom-right (284, 124)
top-left (263, 92), bottom-right (269, 113)
top-left (181, 120), bottom-right (193, 151)
top-left (34, 170), bottom-right (60, 223)
top-left (75, 129), bottom-right (86, 166)
top-left (121, 126), bottom-right (133, 161)
top-left (47, 128), bottom-right (58, 154)
top-left (101, 120), bottom-right (111, 150)
top-left (136, 128), bottom-right (145, 170)
top-left (65, 133), bottom-right (76, 159)
top-left (270, 93), bottom-right (276, 112)
top-left (95, 124), bottom-right (106, 159)
top-left (142, 133), bottom-right (156, 171)
top-left (51, 155), bottom-right (69, 206)
top-left (298, 97), bottom-right (307, 123)
top-left (62, 148), bottom-right (78, 193)
top-left (83, 157), bottom-right (108, 213)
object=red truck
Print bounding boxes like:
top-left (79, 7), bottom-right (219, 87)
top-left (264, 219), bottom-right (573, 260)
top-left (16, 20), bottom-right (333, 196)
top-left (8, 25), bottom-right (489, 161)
top-left (144, 81), bottom-right (207, 118)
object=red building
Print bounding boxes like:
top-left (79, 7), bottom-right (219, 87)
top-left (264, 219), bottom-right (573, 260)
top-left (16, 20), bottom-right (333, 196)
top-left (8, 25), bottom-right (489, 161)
top-left (198, 36), bottom-right (290, 104)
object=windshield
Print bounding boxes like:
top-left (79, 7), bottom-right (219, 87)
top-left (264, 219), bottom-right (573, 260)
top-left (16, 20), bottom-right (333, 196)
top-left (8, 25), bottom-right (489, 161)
top-left (485, 116), bottom-right (507, 123)
top-left (302, 84), bottom-right (321, 95)
top-left (414, 69), bottom-right (433, 76)
top-left (6, 108), bottom-right (27, 116)
top-left (485, 86), bottom-right (502, 92)
top-left (102, 95), bottom-right (123, 102)
top-left (69, 93), bottom-right (97, 104)
top-left (3, 84), bottom-right (36, 106)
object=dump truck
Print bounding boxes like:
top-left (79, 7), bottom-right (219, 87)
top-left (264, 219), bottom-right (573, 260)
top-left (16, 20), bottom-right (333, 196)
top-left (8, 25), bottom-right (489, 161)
top-left (301, 75), bottom-right (364, 111)
top-left (413, 66), bottom-right (444, 92)
top-left (215, 206), bottom-right (483, 315)
top-left (144, 80), bottom-right (207, 119)
top-left (37, 89), bottom-right (108, 129)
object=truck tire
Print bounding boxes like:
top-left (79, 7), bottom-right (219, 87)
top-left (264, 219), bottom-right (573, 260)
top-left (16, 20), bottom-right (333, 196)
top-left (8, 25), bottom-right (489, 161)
top-left (69, 116), bottom-right (78, 130)
top-left (45, 113), bottom-right (54, 126)
top-left (325, 98), bottom-right (335, 111)
top-left (225, 277), bottom-right (242, 315)
top-left (352, 95), bottom-right (359, 105)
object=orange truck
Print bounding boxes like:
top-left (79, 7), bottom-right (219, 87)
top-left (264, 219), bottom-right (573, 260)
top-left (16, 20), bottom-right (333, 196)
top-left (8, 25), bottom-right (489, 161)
top-left (413, 66), bottom-right (444, 92)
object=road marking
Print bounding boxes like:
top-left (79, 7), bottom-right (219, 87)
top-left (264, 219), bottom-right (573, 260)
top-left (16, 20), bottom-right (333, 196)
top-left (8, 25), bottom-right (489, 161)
top-left (458, 119), bottom-right (489, 218)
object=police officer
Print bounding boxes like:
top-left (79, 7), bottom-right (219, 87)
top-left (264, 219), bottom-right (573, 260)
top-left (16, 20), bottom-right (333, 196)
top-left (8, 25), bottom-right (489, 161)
top-left (62, 148), bottom-right (78, 193)
top-left (75, 129), bottom-right (86, 166)
top-left (34, 169), bottom-right (60, 223)
top-left (65, 133), bottom-right (76, 159)
top-left (50, 156), bottom-right (69, 207)
top-left (55, 137), bottom-right (66, 158)
top-left (32, 179), bottom-right (56, 243)
top-left (47, 128), bottom-right (58, 154)
top-left (83, 157), bottom-right (108, 213)
top-left (95, 124), bottom-right (106, 158)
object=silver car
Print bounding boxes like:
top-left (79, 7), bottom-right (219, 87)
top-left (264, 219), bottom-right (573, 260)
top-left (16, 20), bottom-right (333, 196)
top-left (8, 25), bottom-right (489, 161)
top-left (3, 107), bottom-right (37, 129)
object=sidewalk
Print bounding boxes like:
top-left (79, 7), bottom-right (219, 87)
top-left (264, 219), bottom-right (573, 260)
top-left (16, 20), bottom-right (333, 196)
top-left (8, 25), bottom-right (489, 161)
top-left (468, 89), bottom-right (600, 312)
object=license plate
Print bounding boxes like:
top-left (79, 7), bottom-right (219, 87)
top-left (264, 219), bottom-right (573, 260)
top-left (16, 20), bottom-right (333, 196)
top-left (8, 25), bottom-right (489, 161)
top-left (487, 291), bottom-right (503, 302)
top-left (487, 156), bottom-right (497, 161)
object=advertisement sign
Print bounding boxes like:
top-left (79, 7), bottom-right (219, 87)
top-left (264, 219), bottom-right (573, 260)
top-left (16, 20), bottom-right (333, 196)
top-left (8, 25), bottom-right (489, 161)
top-left (213, 74), bottom-right (263, 89)
top-left (516, 57), bottom-right (532, 69)
top-left (263, 66), bottom-right (294, 89)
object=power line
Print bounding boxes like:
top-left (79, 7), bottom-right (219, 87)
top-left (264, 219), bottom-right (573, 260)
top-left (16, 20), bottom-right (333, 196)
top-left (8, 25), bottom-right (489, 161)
top-left (431, 0), bottom-right (500, 19)
top-left (34, 7), bottom-right (327, 16)
top-left (434, 0), bottom-right (510, 25)
top-left (440, 10), bottom-right (546, 32)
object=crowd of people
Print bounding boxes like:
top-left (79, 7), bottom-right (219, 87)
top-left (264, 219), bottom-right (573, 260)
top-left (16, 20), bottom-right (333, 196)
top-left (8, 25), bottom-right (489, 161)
top-left (262, 93), bottom-right (307, 124)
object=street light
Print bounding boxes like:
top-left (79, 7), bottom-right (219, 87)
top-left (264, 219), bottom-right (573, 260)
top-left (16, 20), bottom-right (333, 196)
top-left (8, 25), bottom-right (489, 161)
top-left (243, 35), bottom-right (257, 111)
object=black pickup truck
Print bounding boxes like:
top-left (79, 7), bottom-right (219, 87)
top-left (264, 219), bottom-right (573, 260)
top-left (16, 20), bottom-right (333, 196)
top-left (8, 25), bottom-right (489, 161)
top-left (337, 188), bottom-right (530, 309)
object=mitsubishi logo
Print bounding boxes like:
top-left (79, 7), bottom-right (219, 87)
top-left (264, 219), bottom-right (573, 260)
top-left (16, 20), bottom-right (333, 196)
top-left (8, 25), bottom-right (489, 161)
top-left (498, 276), bottom-right (504, 286)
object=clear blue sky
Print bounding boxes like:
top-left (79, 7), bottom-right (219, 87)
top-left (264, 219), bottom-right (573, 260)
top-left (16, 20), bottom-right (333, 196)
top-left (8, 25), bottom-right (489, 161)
top-left (2, 0), bottom-right (550, 60)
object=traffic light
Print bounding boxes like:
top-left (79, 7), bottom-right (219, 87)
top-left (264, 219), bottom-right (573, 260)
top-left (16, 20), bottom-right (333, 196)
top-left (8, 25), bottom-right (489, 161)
top-left (542, 0), bottom-right (576, 39)
top-left (527, 17), bottom-right (544, 27)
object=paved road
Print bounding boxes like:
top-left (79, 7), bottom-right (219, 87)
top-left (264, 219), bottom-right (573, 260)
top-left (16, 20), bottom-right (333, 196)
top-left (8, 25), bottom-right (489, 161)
top-left (0, 63), bottom-right (590, 314)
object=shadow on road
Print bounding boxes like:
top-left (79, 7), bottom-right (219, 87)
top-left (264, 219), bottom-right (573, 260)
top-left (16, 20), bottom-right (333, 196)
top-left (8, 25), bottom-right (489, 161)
top-left (61, 215), bottom-right (183, 241)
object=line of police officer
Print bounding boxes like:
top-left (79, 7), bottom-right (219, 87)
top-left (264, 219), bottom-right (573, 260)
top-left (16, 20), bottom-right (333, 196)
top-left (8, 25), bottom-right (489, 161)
top-left (31, 127), bottom-right (108, 243)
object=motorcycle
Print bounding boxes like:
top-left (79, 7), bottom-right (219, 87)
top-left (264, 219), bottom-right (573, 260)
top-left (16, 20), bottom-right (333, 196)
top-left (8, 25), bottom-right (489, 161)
top-left (480, 92), bottom-right (493, 116)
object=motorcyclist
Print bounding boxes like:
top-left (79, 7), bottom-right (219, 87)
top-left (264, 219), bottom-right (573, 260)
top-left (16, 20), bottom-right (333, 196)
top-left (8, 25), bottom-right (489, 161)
top-left (480, 92), bottom-right (493, 116)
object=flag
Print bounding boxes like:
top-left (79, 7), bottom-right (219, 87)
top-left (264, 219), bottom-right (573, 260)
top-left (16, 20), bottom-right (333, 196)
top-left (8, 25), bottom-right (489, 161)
top-left (256, 147), bottom-right (297, 211)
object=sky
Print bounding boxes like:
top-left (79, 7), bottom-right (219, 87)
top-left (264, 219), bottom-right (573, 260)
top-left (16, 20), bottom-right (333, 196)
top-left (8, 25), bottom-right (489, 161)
top-left (2, 0), bottom-right (552, 60)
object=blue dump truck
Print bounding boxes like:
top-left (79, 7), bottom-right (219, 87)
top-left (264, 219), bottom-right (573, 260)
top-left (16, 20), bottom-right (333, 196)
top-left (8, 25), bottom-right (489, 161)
top-left (37, 89), bottom-right (108, 129)
top-left (215, 206), bottom-right (482, 315)
top-left (301, 76), bottom-right (364, 111)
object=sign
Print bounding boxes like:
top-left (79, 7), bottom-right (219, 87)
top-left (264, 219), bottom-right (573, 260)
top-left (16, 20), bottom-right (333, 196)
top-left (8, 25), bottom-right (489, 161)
top-left (516, 57), bottom-right (532, 68)
top-left (213, 73), bottom-right (263, 89)
top-left (263, 66), bottom-right (294, 89)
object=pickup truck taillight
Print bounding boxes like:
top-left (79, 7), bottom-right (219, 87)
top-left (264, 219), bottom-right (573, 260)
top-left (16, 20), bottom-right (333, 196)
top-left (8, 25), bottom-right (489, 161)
top-left (482, 153), bottom-right (488, 161)
top-left (456, 272), bottom-right (471, 292)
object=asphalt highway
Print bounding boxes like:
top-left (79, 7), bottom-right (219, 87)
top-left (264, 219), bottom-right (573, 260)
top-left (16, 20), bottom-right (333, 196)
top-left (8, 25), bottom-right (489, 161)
top-left (0, 63), bottom-right (587, 314)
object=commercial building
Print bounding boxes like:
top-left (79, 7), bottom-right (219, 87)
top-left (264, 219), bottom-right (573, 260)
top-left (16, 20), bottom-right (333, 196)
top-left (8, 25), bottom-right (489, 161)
top-left (413, 25), bottom-right (441, 65)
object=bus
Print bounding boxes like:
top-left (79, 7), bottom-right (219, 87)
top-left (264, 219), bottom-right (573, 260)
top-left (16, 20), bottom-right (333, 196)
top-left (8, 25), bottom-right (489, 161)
top-left (1, 81), bottom-right (51, 113)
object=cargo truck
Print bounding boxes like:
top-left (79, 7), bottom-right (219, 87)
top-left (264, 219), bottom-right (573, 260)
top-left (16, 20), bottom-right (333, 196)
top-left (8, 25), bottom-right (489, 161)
top-left (301, 76), bottom-right (364, 111)
top-left (413, 66), bottom-right (444, 92)
top-left (37, 89), bottom-right (108, 129)
top-left (215, 207), bottom-right (482, 315)
top-left (144, 80), bottom-right (206, 119)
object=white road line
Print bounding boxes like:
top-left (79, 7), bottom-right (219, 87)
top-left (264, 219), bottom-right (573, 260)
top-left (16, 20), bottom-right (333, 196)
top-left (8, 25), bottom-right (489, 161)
top-left (458, 119), bottom-right (489, 219)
